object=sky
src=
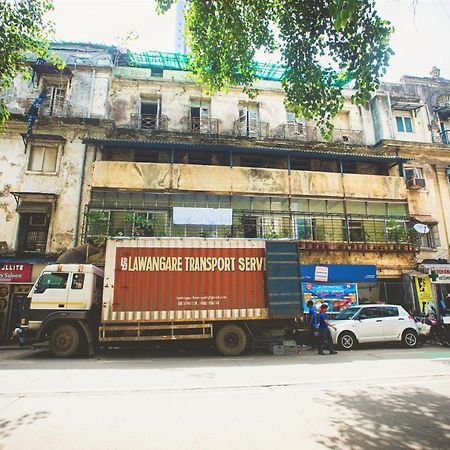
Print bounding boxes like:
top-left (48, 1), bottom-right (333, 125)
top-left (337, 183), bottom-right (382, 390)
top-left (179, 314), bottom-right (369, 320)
top-left (48, 0), bottom-right (450, 82)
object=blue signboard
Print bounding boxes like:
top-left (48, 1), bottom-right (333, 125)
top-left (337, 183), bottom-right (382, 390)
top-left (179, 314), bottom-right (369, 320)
top-left (302, 282), bottom-right (358, 313)
top-left (300, 265), bottom-right (376, 283)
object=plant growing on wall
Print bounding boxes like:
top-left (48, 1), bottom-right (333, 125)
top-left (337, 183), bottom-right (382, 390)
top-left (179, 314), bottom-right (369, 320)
top-left (85, 210), bottom-right (109, 247)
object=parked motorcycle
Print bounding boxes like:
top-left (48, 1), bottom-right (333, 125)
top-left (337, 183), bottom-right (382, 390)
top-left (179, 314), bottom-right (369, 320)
top-left (418, 310), bottom-right (450, 347)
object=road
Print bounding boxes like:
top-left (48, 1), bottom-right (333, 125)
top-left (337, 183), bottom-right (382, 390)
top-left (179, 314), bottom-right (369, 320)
top-left (0, 344), bottom-right (449, 450)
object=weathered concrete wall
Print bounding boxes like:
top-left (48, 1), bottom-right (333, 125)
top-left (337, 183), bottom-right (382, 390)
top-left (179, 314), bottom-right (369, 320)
top-left (291, 171), bottom-right (343, 197)
top-left (343, 174), bottom-right (407, 200)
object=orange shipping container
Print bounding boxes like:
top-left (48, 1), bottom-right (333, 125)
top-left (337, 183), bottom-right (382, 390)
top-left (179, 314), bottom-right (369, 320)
top-left (103, 238), bottom-right (269, 322)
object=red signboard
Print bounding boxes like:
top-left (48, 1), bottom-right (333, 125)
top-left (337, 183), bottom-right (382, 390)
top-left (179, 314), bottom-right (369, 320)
top-left (0, 264), bottom-right (32, 283)
top-left (113, 247), bottom-right (267, 312)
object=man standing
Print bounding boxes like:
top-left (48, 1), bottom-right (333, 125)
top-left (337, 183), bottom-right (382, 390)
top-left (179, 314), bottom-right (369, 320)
top-left (317, 303), bottom-right (338, 355)
top-left (307, 300), bottom-right (318, 350)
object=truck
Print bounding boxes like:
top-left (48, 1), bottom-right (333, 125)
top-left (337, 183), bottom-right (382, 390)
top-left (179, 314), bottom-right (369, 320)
top-left (20, 238), bottom-right (303, 357)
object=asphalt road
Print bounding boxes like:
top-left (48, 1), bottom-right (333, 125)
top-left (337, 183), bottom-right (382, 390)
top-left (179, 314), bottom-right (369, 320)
top-left (0, 344), bottom-right (449, 450)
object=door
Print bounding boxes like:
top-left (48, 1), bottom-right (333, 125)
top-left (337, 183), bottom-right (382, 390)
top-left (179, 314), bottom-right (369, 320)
top-left (239, 105), bottom-right (259, 137)
top-left (31, 271), bottom-right (69, 310)
top-left (190, 102), bottom-right (210, 133)
top-left (354, 307), bottom-right (384, 342)
top-left (66, 273), bottom-right (90, 310)
top-left (265, 241), bottom-right (302, 318)
top-left (379, 306), bottom-right (403, 340)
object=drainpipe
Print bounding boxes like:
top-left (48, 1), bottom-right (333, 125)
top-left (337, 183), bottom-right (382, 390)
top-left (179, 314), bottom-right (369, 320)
top-left (87, 69), bottom-right (96, 119)
top-left (73, 142), bottom-right (88, 246)
top-left (385, 92), bottom-right (396, 139)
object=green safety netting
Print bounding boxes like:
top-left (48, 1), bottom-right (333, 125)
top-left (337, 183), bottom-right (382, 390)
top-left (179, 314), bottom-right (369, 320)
top-left (126, 50), bottom-right (352, 86)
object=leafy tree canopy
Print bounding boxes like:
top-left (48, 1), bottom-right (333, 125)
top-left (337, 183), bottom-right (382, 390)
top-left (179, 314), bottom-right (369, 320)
top-left (156, 0), bottom-right (393, 136)
top-left (0, 0), bottom-right (60, 131)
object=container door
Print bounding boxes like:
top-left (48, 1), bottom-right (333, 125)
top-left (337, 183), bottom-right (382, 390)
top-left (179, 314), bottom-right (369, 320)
top-left (265, 241), bottom-right (302, 318)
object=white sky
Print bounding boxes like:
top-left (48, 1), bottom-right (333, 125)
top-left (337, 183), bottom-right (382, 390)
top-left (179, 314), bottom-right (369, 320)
top-left (49, 0), bottom-right (450, 82)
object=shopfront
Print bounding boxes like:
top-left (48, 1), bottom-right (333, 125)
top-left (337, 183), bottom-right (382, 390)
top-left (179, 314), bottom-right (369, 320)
top-left (300, 264), bottom-right (377, 316)
top-left (0, 263), bottom-right (34, 344)
top-left (422, 264), bottom-right (450, 316)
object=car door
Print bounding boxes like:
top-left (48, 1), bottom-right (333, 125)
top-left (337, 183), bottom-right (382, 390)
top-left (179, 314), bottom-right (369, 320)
top-left (380, 306), bottom-right (403, 340)
top-left (354, 307), bottom-right (385, 342)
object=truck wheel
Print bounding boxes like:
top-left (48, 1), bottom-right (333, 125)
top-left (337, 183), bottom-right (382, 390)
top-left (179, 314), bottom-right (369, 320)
top-left (215, 324), bottom-right (247, 356)
top-left (50, 324), bottom-right (80, 358)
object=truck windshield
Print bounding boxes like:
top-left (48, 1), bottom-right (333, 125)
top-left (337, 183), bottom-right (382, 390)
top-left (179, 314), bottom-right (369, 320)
top-left (35, 272), bottom-right (69, 293)
top-left (334, 306), bottom-right (361, 320)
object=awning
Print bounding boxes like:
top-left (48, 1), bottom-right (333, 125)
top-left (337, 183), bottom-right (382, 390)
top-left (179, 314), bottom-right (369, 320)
top-left (391, 101), bottom-right (424, 112)
top-left (11, 192), bottom-right (58, 213)
top-left (411, 214), bottom-right (438, 224)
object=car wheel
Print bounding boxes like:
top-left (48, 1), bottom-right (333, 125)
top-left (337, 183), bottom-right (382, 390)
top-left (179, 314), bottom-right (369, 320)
top-left (402, 329), bottom-right (418, 348)
top-left (215, 324), bottom-right (247, 356)
top-left (338, 332), bottom-right (356, 350)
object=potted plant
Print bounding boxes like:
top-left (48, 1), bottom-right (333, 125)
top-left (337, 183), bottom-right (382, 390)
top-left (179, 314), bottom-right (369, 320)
top-left (126, 213), bottom-right (157, 237)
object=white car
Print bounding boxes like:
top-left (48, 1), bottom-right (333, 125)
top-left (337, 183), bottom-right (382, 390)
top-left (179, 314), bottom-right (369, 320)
top-left (330, 304), bottom-right (419, 350)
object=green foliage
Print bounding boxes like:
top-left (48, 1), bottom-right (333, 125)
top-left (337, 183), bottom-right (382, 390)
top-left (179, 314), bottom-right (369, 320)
top-left (156, 0), bottom-right (393, 137)
top-left (0, 0), bottom-right (62, 131)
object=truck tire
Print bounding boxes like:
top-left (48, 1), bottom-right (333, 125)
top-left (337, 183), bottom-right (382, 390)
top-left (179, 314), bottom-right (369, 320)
top-left (49, 324), bottom-right (80, 358)
top-left (215, 324), bottom-right (247, 356)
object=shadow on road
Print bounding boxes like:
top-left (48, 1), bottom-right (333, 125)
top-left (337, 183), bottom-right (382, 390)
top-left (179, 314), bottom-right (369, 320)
top-left (317, 386), bottom-right (450, 450)
top-left (0, 411), bottom-right (50, 447)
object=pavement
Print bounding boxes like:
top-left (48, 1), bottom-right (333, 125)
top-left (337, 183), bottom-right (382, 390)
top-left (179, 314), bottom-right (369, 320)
top-left (0, 344), bottom-right (449, 450)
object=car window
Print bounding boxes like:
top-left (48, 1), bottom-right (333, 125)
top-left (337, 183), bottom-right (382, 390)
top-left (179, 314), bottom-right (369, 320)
top-left (335, 307), bottom-right (361, 320)
top-left (380, 306), bottom-right (399, 317)
top-left (360, 307), bottom-right (383, 319)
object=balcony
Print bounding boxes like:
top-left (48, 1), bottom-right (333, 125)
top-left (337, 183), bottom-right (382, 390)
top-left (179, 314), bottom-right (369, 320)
top-left (432, 130), bottom-right (450, 144)
top-left (274, 123), bottom-right (318, 141)
top-left (180, 117), bottom-right (221, 136)
top-left (130, 113), bottom-right (169, 131)
top-left (329, 128), bottom-right (364, 145)
top-left (234, 119), bottom-right (270, 139)
top-left (26, 97), bottom-right (72, 117)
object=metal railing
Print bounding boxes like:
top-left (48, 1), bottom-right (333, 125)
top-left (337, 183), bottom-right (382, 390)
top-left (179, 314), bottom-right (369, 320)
top-left (233, 119), bottom-right (270, 138)
top-left (130, 113), bottom-right (169, 131)
top-left (180, 117), bottom-right (221, 136)
top-left (432, 130), bottom-right (450, 144)
top-left (25, 97), bottom-right (72, 117)
top-left (83, 208), bottom-right (417, 251)
top-left (329, 128), bottom-right (364, 145)
top-left (274, 123), bottom-right (318, 141)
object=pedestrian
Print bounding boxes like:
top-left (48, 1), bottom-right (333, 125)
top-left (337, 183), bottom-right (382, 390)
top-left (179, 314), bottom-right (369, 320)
top-left (307, 300), bottom-right (318, 350)
top-left (317, 303), bottom-right (338, 355)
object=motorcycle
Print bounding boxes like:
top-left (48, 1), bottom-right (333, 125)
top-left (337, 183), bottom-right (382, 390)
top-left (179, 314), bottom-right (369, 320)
top-left (419, 310), bottom-right (450, 347)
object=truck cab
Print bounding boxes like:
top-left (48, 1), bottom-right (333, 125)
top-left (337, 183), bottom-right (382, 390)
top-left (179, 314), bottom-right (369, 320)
top-left (21, 264), bottom-right (104, 357)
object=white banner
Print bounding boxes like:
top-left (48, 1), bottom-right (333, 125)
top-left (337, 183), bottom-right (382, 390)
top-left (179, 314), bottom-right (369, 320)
top-left (173, 207), bottom-right (233, 226)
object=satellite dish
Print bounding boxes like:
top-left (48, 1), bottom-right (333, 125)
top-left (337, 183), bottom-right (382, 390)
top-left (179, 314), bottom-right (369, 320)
top-left (414, 223), bottom-right (430, 234)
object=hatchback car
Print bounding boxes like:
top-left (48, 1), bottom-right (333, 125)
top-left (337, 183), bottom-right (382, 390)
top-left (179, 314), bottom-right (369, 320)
top-left (330, 304), bottom-right (418, 350)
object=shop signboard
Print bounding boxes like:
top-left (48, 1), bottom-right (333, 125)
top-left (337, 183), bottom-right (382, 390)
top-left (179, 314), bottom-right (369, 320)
top-left (0, 264), bottom-right (32, 283)
top-left (300, 265), bottom-right (377, 283)
top-left (302, 282), bottom-right (358, 313)
top-left (414, 276), bottom-right (433, 313)
top-left (427, 265), bottom-right (450, 284)
top-left (314, 266), bottom-right (329, 282)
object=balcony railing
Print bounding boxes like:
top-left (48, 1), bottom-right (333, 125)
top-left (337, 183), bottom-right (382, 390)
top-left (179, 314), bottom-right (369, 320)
top-left (234, 119), bottom-right (270, 139)
top-left (130, 113), bottom-right (169, 131)
top-left (180, 117), bottom-right (221, 136)
top-left (25, 97), bottom-right (72, 117)
top-left (83, 208), bottom-right (417, 252)
top-left (432, 130), bottom-right (450, 144)
top-left (329, 128), bottom-right (364, 145)
top-left (274, 123), bottom-right (318, 141)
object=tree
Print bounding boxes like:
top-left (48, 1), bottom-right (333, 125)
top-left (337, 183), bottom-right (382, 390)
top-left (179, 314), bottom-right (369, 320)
top-left (156, 0), bottom-right (393, 136)
top-left (0, 0), bottom-right (59, 131)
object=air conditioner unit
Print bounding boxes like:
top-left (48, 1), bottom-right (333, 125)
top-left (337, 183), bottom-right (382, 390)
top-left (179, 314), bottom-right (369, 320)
top-left (406, 178), bottom-right (426, 190)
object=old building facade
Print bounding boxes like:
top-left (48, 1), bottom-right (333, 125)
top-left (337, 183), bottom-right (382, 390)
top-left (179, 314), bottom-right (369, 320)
top-left (0, 43), bottom-right (449, 342)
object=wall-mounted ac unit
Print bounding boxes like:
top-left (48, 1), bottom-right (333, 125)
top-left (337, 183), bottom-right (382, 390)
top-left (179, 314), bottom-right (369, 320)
top-left (406, 178), bottom-right (426, 190)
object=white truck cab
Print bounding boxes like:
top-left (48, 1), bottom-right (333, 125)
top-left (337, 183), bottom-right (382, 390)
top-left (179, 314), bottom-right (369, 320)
top-left (23, 264), bottom-right (104, 357)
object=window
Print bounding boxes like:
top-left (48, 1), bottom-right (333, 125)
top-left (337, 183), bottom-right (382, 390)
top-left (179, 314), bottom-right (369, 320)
top-left (348, 219), bottom-right (365, 241)
top-left (380, 306), bottom-right (399, 317)
top-left (35, 272), bottom-right (69, 293)
top-left (359, 307), bottom-right (383, 319)
top-left (238, 104), bottom-right (260, 137)
top-left (404, 167), bottom-right (423, 180)
top-left (18, 213), bottom-right (49, 253)
top-left (41, 80), bottom-right (68, 116)
top-left (140, 99), bottom-right (161, 129)
top-left (396, 116), bottom-right (413, 133)
top-left (28, 145), bottom-right (58, 172)
top-left (419, 224), bottom-right (441, 248)
top-left (189, 101), bottom-right (210, 133)
top-left (71, 273), bottom-right (85, 290)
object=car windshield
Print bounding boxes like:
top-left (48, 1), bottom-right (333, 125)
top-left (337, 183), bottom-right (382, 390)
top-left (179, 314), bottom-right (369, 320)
top-left (334, 306), bottom-right (361, 320)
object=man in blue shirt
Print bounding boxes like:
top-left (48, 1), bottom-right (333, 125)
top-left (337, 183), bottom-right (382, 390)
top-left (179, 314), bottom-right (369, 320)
top-left (307, 300), bottom-right (318, 350)
top-left (317, 303), bottom-right (338, 355)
